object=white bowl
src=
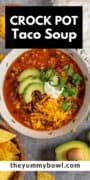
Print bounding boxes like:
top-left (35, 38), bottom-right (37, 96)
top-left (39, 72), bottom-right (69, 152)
top-left (0, 49), bottom-right (90, 139)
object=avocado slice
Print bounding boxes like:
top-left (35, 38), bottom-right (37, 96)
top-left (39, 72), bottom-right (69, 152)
top-left (55, 140), bottom-right (90, 161)
top-left (24, 83), bottom-right (44, 103)
top-left (18, 77), bottom-right (42, 95)
top-left (17, 68), bottom-right (40, 82)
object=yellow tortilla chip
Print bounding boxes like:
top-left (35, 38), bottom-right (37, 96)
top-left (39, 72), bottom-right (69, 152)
top-left (11, 155), bottom-right (19, 161)
top-left (0, 141), bottom-right (20, 155)
top-left (0, 171), bottom-right (14, 180)
top-left (37, 172), bottom-right (55, 180)
top-left (0, 148), bottom-right (19, 160)
top-left (0, 128), bottom-right (16, 143)
top-left (0, 149), bottom-right (13, 160)
top-left (0, 16), bottom-right (5, 37)
top-left (0, 53), bottom-right (5, 61)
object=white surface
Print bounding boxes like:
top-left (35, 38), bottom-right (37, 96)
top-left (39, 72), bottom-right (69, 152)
top-left (1, 161), bottom-right (90, 171)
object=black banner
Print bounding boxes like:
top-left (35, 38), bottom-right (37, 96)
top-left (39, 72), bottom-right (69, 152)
top-left (5, 6), bottom-right (83, 48)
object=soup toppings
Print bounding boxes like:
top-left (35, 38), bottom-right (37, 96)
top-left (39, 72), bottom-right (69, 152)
top-left (3, 49), bottom-right (85, 130)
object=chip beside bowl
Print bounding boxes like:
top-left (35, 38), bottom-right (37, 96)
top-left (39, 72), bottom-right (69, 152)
top-left (0, 120), bottom-right (24, 180)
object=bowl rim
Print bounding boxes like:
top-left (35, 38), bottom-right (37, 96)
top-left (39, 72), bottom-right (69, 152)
top-left (0, 48), bottom-right (90, 139)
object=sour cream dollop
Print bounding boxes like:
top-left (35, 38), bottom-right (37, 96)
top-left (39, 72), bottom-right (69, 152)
top-left (44, 82), bottom-right (64, 99)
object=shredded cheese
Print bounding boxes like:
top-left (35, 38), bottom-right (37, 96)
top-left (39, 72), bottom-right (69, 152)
top-left (30, 96), bottom-right (72, 130)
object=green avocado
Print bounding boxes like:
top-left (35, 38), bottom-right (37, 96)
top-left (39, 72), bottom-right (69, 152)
top-left (17, 68), bottom-right (40, 82)
top-left (18, 77), bottom-right (42, 95)
top-left (55, 140), bottom-right (90, 161)
top-left (24, 83), bottom-right (44, 103)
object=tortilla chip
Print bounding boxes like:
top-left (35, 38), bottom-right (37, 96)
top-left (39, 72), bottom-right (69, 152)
top-left (0, 171), bottom-right (14, 180)
top-left (0, 53), bottom-right (5, 61)
top-left (0, 149), bottom-right (13, 160)
top-left (0, 129), bottom-right (16, 143)
top-left (0, 141), bottom-right (20, 155)
top-left (0, 16), bottom-right (5, 37)
top-left (37, 172), bottom-right (55, 180)
top-left (0, 148), bottom-right (19, 160)
top-left (11, 155), bottom-right (19, 161)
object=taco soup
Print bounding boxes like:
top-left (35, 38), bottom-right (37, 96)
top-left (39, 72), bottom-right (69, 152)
top-left (3, 49), bottom-right (85, 131)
